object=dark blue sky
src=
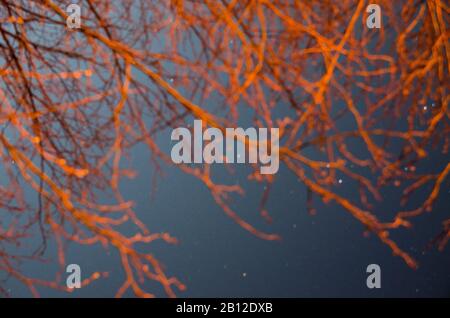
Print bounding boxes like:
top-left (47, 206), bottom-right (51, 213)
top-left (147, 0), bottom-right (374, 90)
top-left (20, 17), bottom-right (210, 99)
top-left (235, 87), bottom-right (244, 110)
top-left (3, 125), bottom-right (449, 297)
top-left (1, 0), bottom-right (449, 298)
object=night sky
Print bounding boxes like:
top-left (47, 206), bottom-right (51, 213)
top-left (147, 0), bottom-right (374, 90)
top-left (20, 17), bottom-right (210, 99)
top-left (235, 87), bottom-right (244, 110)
top-left (3, 125), bottom-right (449, 297)
top-left (1, 1), bottom-right (449, 298)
